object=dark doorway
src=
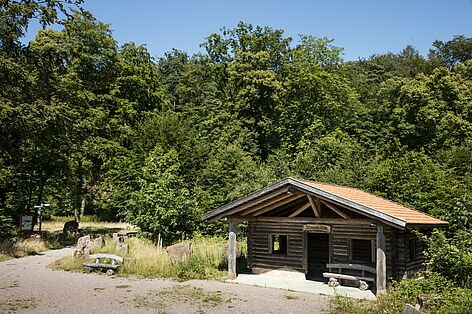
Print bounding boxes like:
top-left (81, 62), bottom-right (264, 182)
top-left (306, 233), bottom-right (330, 280)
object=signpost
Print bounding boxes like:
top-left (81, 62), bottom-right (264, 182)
top-left (33, 203), bottom-right (50, 235)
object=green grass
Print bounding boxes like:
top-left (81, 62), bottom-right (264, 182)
top-left (42, 215), bottom-right (135, 233)
top-left (329, 272), bottom-right (472, 314)
top-left (49, 236), bottom-right (237, 281)
top-left (134, 285), bottom-right (231, 312)
top-left (0, 238), bottom-right (49, 259)
top-left (284, 294), bottom-right (299, 300)
top-left (49, 255), bottom-right (85, 271)
top-left (0, 298), bottom-right (37, 312)
top-left (1, 216), bottom-right (139, 262)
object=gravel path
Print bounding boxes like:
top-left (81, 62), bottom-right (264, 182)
top-left (0, 248), bottom-right (330, 313)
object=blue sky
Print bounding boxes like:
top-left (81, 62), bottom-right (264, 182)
top-left (27, 0), bottom-right (472, 61)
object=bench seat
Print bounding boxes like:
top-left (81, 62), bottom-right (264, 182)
top-left (323, 272), bottom-right (375, 282)
top-left (83, 253), bottom-right (123, 276)
top-left (323, 263), bottom-right (376, 291)
top-left (83, 263), bottom-right (119, 270)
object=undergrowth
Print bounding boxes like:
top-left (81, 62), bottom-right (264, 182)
top-left (49, 236), bottom-right (240, 281)
top-left (0, 238), bottom-right (49, 260)
top-left (330, 272), bottom-right (472, 314)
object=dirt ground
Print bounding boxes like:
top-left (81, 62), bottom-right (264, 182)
top-left (0, 248), bottom-right (331, 313)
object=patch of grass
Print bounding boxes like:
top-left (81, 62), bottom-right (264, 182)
top-left (49, 235), bottom-right (240, 281)
top-left (115, 285), bottom-right (130, 289)
top-left (1, 217), bottom-right (139, 262)
top-left (93, 287), bottom-right (105, 291)
top-left (134, 285), bottom-right (229, 312)
top-left (330, 272), bottom-right (472, 314)
top-left (0, 252), bottom-right (12, 262)
top-left (0, 298), bottom-right (37, 312)
top-left (0, 237), bottom-right (48, 259)
top-left (0, 281), bottom-right (21, 290)
top-left (49, 255), bottom-right (85, 272)
top-left (42, 216), bottom-right (135, 233)
top-left (284, 294), bottom-right (299, 300)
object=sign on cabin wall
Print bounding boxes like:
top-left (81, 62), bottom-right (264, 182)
top-left (303, 224), bottom-right (331, 233)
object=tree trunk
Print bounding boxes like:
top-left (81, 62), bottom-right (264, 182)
top-left (79, 197), bottom-right (86, 222)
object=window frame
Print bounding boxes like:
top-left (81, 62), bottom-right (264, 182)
top-left (349, 238), bottom-right (375, 263)
top-left (268, 234), bottom-right (289, 255)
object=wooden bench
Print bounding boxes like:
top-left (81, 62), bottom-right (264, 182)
top-left (83, 253), bottom-right (124, 276)
top-left (323, 263), bottom-right (376, 290)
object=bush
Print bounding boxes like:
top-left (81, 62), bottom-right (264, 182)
top-left (424, 229), bottom-right (472, 287)
top-left (128, 147), bottom-right (197, 244)
top-left (331, 272), bottom-right (472, 314)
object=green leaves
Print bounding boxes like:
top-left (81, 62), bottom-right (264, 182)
top-left (129, 146), bottom-right (195, 243)
top-left (1, 4), bottom-right (471, 248)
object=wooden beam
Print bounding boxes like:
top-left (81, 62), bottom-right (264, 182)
top-left (228, 222), bottom-right (237, 280)
top-left (226, 215), bottom-right (373, 225)
top-left (321, 200), bottom-right (350, 219)
top-left (252, 194), bottom-right (306, 217)
top-left (238, 191), bottom-right (295, 216)
top-left (288, 201), bottom-right (311, 217)
top-left (210, 187), bottom-right (289, 221)
top-left (307, 195), bottom-right (320, 218)
top-left (376, 225), bottom-right (386, 295)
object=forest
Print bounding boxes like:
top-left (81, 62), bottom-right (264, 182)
top-left (1, 0), bottom-right (471, 288)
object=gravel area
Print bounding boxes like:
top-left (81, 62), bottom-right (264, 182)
top-left (0, 248), bottom-right (330, 313)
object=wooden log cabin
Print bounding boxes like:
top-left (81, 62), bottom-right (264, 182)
top-left (202, 178), bottom-right (448, 295)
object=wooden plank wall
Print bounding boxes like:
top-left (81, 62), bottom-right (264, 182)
top-left (249, 221), bottom-right (305, 272)
top-left (330, 224), bottom-right (395, 278)
top-left (248, 221), bottom-right (403, 279)
top-left (396, 229), bottom-right (426, 276)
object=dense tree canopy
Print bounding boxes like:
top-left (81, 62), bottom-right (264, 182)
top-left (0, 1), bottom-right (471, 245)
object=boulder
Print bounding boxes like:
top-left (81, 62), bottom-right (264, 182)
top-left (93, 236), bottom-right (105, 248)
top-left (116, 243), bottom-right (129, 254)
top-left (73, 235), bottom-right (105, 258)
top-left (74, 235), bottom-right (92, 258)
top-left (166, 241), bottom-right (193, 263)
top-left (112, 232), bottom-right (125, 243)
top-left (112, 233), bottom-right (120, 243)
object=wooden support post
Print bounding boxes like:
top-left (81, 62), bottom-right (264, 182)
top-left (307, 195), bottom-right (320, 217)
top-left (376, 225), bottom-right (386, 295)
top-left (228, 222), bottom-right (237, 280)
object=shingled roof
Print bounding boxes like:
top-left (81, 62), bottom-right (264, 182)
top-left (202, 177), bottom-right (448, 229)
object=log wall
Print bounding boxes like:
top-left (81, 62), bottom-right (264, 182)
top-left (249, 221), bottom-right (305, 272)
top-left (248, 220), bottom-right (411, 279)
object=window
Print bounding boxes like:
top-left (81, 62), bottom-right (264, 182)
top-left (350, 239), bottom-right (373, 262)
top-left (270, 234), bottom-right (288, 255)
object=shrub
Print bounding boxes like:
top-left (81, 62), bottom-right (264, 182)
top-left (330, 272), bottom-right (472, 314)
top-left (128, 147), bottom-right (197, 243)
top-left (424, 229), bottom-right (472, 287)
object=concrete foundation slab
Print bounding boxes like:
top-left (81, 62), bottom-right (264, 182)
top-left (226, 270), bottom-right (376, 300)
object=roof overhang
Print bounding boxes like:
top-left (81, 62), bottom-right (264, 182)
top-left (202, 178), bottom-right (447, 230)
